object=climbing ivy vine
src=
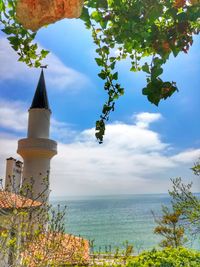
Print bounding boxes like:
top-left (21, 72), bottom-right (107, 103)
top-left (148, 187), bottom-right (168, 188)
top-left (0, 0), bottom-right (199, 142)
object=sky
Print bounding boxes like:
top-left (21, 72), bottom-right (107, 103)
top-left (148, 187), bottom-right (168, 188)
top-left (0, 18), bottom-right (199, 197)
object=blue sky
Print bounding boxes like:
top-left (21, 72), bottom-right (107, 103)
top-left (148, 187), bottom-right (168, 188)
top-left (0, 18), bottom-right (199, 196)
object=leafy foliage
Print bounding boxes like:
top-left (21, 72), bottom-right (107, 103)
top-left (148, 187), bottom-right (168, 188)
top-left (0, 0), bottom-right (200, 142)
top-left (0, 0), bottom-right (49, 67)
top-left (127, 247), bottom-right (200, 267)
top-left (192, 158), bottom-right (200, 176)
top-left (153, 206), bottom-right (187, 248)
top-left (169, 159), bottom-right (200, 236)
top-left (81, 0), bottom-right (200, 142)
top-left (87, 247), bottom-right (200, 267)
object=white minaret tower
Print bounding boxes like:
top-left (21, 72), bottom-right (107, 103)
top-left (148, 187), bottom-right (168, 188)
top-left (17, 70), bottom-right (57, 202)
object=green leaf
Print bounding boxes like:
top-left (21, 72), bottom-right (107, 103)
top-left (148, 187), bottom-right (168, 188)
top-left (102, 46), bottom-right (109, 54)
top-left (41, 49), bottom-right (49, 57)
top-left (95, 58), bottom-right (103, 66)
top-left (110, 62), bottom-right (116, 70)
top-left (142, 63), bottom-right (150, 74)
top-left (91, 11), bottom-right (101, 22)
top-left (2, 26), bottom-right (13, 34)
top-left (98, 71), bottom-right (106, 80)
top-left (113, 72), bottom-right (118, 80)
top-left (80, 7), bottom-right (91, 28)
top-left (151, 66), bottom-right (163, 79)
top-left (96, 0), bottom-right (108, 8)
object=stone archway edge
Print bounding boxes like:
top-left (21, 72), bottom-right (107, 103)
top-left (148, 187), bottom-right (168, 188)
top-left (16, 0), bottom-right (84, 31)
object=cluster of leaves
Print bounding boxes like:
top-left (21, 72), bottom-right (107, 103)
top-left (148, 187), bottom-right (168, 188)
top-left (192, 159), bottom-right (200, 176)
top-left (81, 0), bottom-right (200, 142)
top-left (152, 160), bottom-right (200, 250)
top-left (0, 0), bottom-right (49, 67)
top-left (126, 247), bottom-right (200, 267)
top-left (153, 206), bottom-right (187, 248)
top-left (169, 159), bottom-right (200, 236)
top-left (90, 247), bottom-right (200, 267)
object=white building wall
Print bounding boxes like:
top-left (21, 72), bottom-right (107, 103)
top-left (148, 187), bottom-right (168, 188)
top-left (17, 137), bottom-right (57, 202)
top-left (5, 158), bottom-right (23, 193)
top-left (22, 157), bottom-right (50, 201)
top-left (28, 109), bottom-right (51, 139)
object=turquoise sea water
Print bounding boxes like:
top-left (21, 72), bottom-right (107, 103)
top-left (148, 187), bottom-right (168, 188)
top-left (51, 194), bottom-right (200, 252)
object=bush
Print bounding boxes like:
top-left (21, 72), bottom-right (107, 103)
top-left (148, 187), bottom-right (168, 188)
top-left (127, 247), bottom-right (200, 267)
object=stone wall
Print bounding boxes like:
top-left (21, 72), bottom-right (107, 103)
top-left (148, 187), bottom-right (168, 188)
top-left (16, 0), bottom-right (84, 31)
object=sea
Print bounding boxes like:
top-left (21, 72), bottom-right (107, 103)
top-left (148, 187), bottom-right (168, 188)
top-left (51, 194), bottom-right (200, 253)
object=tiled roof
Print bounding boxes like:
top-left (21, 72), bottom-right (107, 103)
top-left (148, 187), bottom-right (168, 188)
top-left (0, 190), bottom-right (42, 210)
top-left (22, 232), bottom-right (89, 266)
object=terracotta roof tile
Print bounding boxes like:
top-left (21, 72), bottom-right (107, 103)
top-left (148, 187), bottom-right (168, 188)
top-left (22, 232), bottom-right (89, 266)
top-left (0, 190), bottom-right (42, 210)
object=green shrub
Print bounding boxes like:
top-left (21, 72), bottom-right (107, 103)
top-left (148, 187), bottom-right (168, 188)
top-left (127, 247), bottom-right (200, 267)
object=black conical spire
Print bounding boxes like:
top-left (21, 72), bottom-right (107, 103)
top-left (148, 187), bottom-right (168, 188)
top-left (30, 69), bottom-right (50, 109)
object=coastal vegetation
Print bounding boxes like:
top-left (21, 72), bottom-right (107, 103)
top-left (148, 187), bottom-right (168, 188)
top-left (90, 248), bottom-right (200, 266)
top-left (153, 207), bottom-right (186, 248)
top-left (126, 247), bottom-right (200, 267)
top-left (169, 159), bottom-right (200, 237)
top-left (150, 159), bottom-right (200, 250)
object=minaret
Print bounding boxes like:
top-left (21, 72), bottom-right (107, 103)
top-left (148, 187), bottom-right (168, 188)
top-left (17, 70), bottom-right (57, 202)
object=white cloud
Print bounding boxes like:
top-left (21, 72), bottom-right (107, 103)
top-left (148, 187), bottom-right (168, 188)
top-left (42, 52), bottom-right (90, 91)
top-left (0, 37), bottom-right (90, 91)
top-left (0, 98), bottom-right (76, 141)
top-left (0, 99), bottom-right (28, 132)
top-left (134, 112), bottom-right (162, 128)
top-left (0, 99), bottom-right (199, 196)
top-left (49, 115), bottom-right (199, 196)
top-left (171, 149), bottom-right (200, 163)
top-left (51, 118), bottom-right (77, 142)
top-left (50, 122), bottom-right (199, 196)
